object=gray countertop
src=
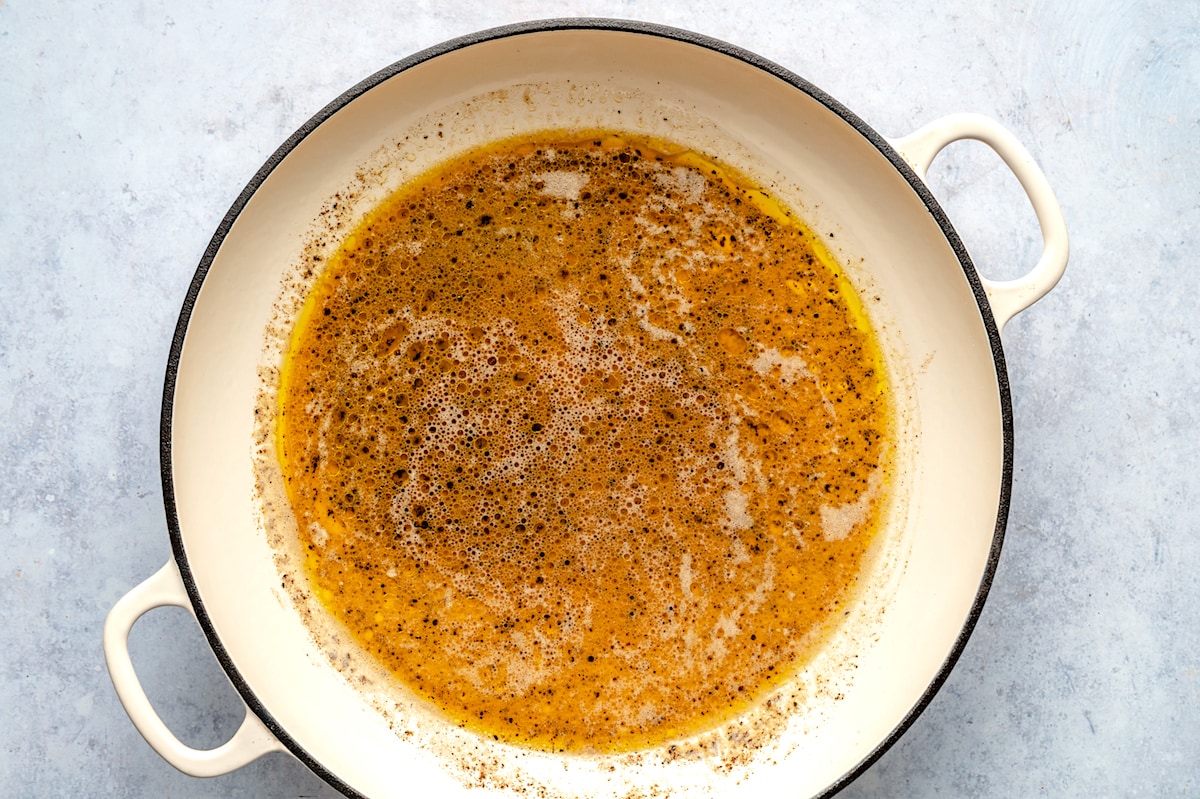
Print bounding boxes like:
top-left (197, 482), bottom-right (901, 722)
top-left (2, 1), bottom-right (1196, 796)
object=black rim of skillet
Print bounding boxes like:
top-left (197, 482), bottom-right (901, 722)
top-left (160, 17), bottom-right (1012, 799)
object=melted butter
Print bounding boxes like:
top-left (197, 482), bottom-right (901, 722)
top-left (276, 133), bottom-right (893, 753)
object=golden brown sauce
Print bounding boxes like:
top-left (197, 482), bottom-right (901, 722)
top-left (276, 134), bottom-right (892, 752)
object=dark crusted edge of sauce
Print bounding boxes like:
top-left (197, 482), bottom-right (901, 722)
top-left (252, 110), bottom-right (909, 795)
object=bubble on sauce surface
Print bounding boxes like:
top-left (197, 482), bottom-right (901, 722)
top-left (820, 468), bottom-right (886, 542)
top-left (532, 170), bottom-right (590, 201)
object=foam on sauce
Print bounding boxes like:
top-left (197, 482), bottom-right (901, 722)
top-left (275, 134), bottom-right (893, 753)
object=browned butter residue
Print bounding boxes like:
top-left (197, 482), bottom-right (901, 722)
top-left (275, 133), bottom-right (893, 753)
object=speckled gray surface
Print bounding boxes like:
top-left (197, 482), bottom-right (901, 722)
top-left (2, 1), bottom-right (1197, 796)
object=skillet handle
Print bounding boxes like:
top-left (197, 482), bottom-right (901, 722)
top-left (888, 113), bottom-right (1069, 331)
top-left (103, 560), bottom-right (285, 776)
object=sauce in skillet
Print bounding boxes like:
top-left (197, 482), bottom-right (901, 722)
top-left (275, 133), bottom-right (893, 752)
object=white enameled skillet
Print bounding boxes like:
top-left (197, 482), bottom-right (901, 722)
top-left (105, 19), bottom-right (1067, 799)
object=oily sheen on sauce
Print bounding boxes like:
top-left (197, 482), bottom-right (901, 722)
top-left (275, 133), bottom-right (893, 753)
